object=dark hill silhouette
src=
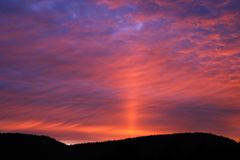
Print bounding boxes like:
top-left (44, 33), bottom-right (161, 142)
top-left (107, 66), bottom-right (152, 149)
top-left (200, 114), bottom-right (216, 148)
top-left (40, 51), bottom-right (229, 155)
top-left (0, 133), bottom-right (68, 160)
top-left (0, 132), bottom-right (239, 160)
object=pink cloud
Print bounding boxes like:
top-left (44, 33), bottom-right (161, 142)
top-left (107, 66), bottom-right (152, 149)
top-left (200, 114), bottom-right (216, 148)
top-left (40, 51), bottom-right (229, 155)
top-left (0, 0), bottom-right (239, 143)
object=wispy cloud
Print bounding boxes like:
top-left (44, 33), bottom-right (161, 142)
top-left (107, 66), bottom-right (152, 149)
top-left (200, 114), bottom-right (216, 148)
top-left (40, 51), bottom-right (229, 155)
top-left (0, 0), bottom-right (239, 143)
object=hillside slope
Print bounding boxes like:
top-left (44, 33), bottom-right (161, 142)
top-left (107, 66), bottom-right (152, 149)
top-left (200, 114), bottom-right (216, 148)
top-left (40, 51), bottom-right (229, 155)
top-left (0, 132), bottom-right (239, 160)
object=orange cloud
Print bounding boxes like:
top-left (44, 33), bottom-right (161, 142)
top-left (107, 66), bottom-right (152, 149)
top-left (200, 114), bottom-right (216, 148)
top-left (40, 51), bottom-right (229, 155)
top-left (0, 0), bottom-right (239, 143)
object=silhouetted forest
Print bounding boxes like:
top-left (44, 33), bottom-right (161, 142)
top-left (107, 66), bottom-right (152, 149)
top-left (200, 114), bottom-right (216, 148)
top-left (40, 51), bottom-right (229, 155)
top-left (0, 132), bottom-right (239, 160)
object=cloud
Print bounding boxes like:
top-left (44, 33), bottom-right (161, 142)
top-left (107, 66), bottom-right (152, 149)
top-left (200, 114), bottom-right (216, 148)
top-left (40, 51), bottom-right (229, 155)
top-left (0, 0), bottom-right (239, 143)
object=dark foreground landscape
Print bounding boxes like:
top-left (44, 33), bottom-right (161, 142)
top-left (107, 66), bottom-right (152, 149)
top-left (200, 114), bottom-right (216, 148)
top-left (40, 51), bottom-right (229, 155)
top-left (0, 132), bottom-right (239, 160)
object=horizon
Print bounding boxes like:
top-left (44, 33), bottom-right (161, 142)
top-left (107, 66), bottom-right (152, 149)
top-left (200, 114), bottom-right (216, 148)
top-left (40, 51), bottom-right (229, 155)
top-left (1, 131), bottom-right (239, 145)
top-left (0, 0), bottom-right (239, 143)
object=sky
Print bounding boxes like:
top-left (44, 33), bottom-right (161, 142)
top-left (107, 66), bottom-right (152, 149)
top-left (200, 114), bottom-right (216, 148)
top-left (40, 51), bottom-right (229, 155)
top-left (0, 0), bottom-right (239, 144)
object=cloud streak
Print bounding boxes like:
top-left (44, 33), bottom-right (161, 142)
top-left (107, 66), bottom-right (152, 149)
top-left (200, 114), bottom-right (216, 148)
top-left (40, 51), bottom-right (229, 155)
top-left (0, 0), bottom-right (239, 143)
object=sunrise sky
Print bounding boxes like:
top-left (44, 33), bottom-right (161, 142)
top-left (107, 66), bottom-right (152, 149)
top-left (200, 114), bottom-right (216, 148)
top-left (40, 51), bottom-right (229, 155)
top-left (0, 0), bottom-right (239, 144)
